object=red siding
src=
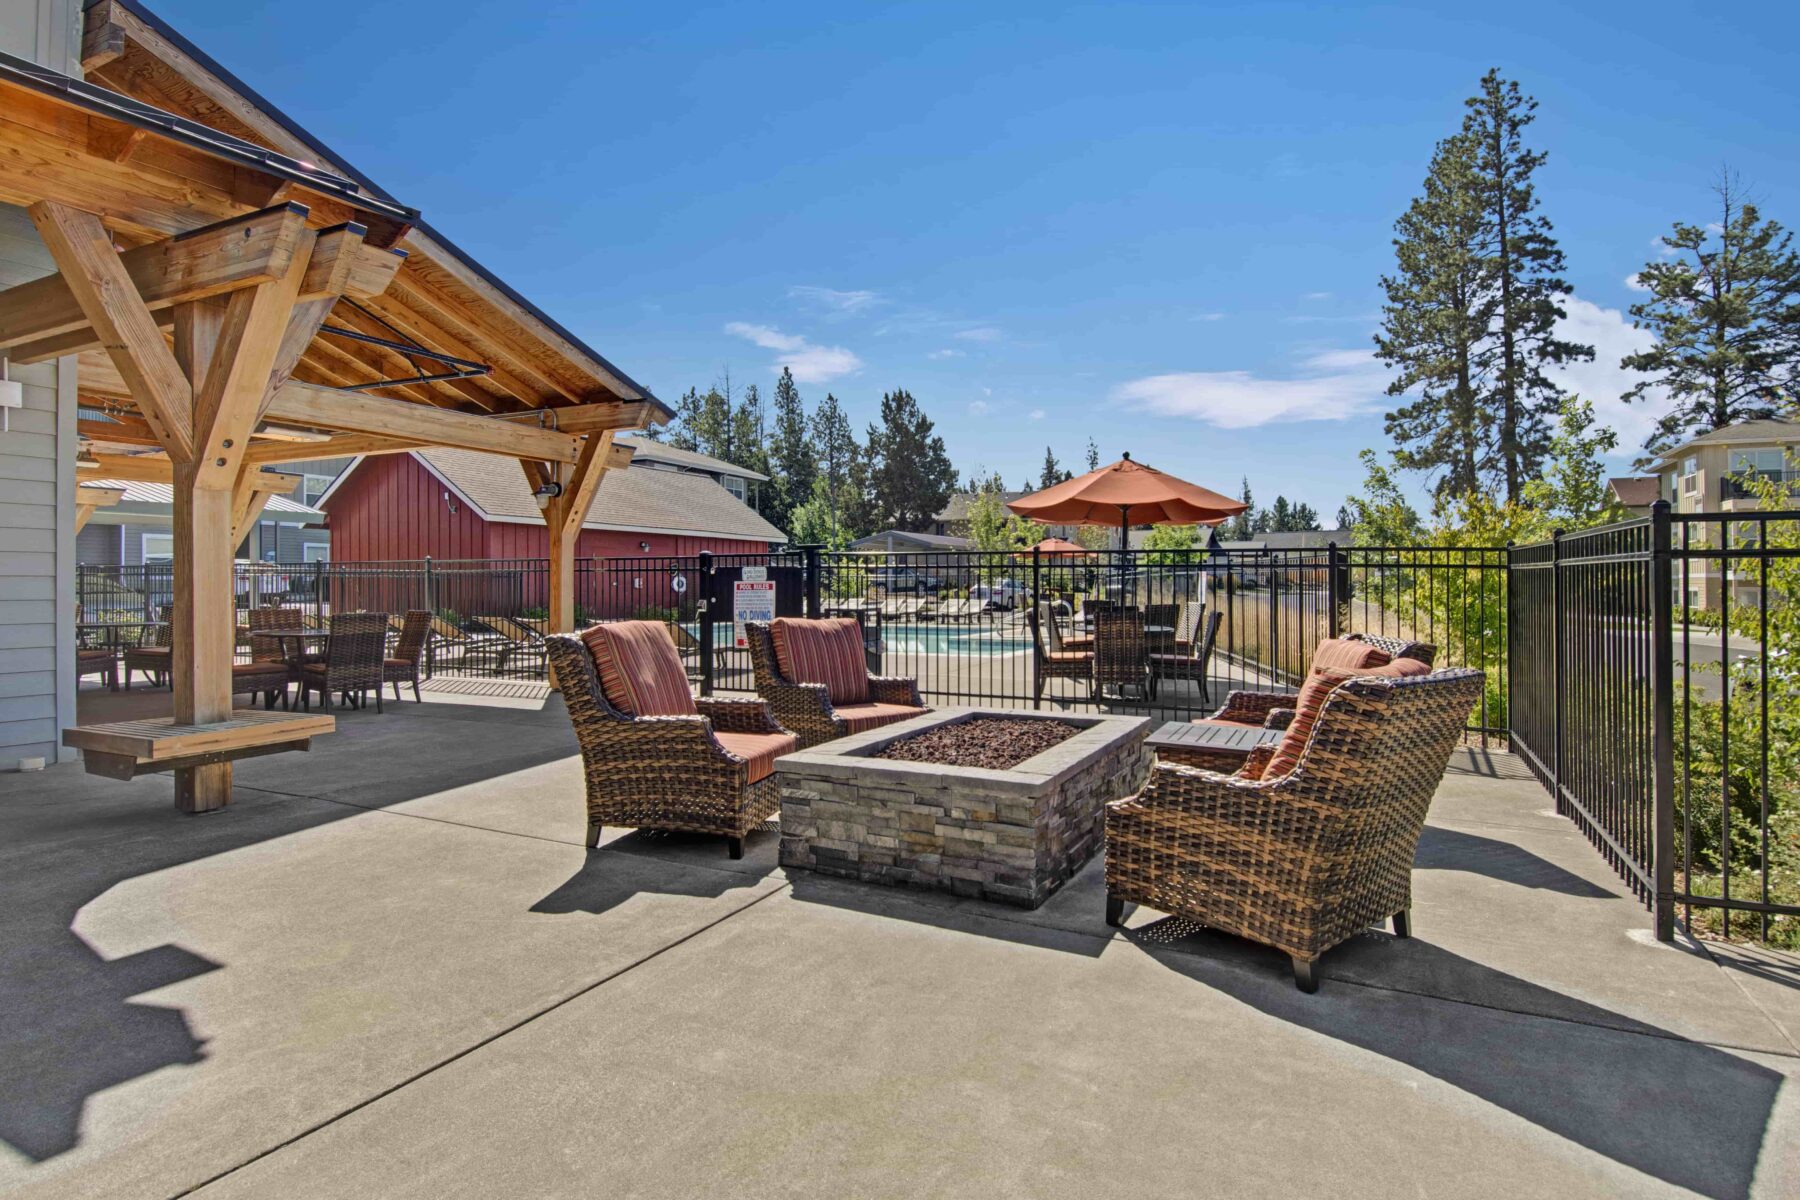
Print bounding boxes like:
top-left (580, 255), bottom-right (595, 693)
top-left (323, 454), bottom-right (772, 564)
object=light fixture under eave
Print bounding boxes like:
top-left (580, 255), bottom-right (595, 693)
top-left (254, 424), bottom-right (331, 443)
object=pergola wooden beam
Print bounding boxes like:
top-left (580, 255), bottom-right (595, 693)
top-left (74, 485), bottom-right (125, 532)
top-left (264, 380), bottom-right (583, 463)
top-left (242, 433), bottom-right (422, 466)
top-left (31, 201), bottom-right (198, 460)
top-left (0, 202), bottom-right (310, 353)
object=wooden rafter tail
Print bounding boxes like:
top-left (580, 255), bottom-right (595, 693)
top-left (74, 485), bottom-right (125, 532)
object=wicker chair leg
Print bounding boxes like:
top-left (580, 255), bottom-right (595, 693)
top-left (727, 836), bottom-right (745, 860)
top-left (1105, 894), bottom-right (1126, 927)
top-left (585, 821), bottom-right (601, 849)
top-left (412, 679), bottom-right (422, 702)
top-left (1392, 909), bottom-right (1411, 939)
top-left (1291, 957), bottom-right (1319, 994)
top-left (375, 687), bottom-right (383, 715)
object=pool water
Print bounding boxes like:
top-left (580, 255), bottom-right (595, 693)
top-left (884, 626), bottom-right (1031, 656)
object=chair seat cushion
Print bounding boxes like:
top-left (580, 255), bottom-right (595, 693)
top-left (1044, 650), bottom-right (1091, 664)
top-left (383, 657), bottom-right (416, 668)
top-left (77, 649), bottom-right (112, 663)
top-left (834, 702), bottom-right (929, 735)
top-left (771, 617), bottom-right (870, 705)
top-left (580, 621), bottom-right (698, 717)
top-left (127, 646), bottom-right (171, 657)
top-left (713, 729), bottom-right (798, 783)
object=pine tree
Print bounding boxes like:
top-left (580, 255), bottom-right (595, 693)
top-left (866, 388), bottom-right (958, 531)
top-left (1039, 447), bottom-right (1063, 490)
top-left (667, 387), bottom-right (702, 452)
top-left (1624, 173), bottom-right (1800, 452)
top-left (1222, 477), bottom-right (1256, 540)
top-left (1376, 130), bottom-right (1494, 500)
top-left (812, 393), bottom-right (857, 543)
top-left (766, 367), bottom-right (817, 534)
top-left (1334, 504), bottom-right (1356, 532)
top-left (730, 383), bottom-right (768, 482)
top-left (1085, 438), bottom-right (1100, 472)
top-left (1462, 69), bottom-right (1593, 500)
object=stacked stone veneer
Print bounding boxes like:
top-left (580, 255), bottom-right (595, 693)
top-left (776, 709), bottom-right (1152, 908)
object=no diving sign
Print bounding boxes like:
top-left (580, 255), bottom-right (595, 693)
top-left (733, 580), bottom-right (775, 647)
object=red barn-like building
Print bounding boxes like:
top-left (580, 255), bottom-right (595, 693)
top-left (318, 441), bottom-right (784, 562)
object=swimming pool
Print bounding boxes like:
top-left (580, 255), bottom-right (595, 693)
top-left (883, 626), bottom-right (1031, 656)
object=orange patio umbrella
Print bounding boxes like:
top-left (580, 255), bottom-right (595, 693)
top-left (1029, 537), bottom-right (1090, 554)
top-left (1008, 452), bottom-right (1246, 545)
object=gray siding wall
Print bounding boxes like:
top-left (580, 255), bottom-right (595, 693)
top-left (0, 202), bottom-right (76, 767)
top-left (76, 522), bottom-right (122, 567)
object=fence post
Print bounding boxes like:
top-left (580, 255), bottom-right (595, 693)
top-left (803, 544), bottom-right (821, 619)
top-left (1267, 554), bottom-right (1281, 683)
top-left (1648, 500), bottom-right (1677, 941)
top-left (1031, 546), bottom-right (1043, 710)
top-left (422, 556), bottom-right (434, 617)
top-left (697, 550), bottom-right (715, 696)
top-left (1549, 530), bottom-right (1563, 813)
top-left (1325, 541), bottom-right (1342, 640)
top-left (314, 560), bottom-right (326, 627)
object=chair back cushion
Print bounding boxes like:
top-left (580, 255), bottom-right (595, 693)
top-left (1311, 637), bottom-right (1390, 673)
top-left (581, 621), bottom-right (698, 717)
top-left (771, 617), bottom-right (870, 705)
top-left (1256, 654), bottom-right (1439, 780)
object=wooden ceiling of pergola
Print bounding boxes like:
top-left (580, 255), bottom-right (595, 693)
top-left (13, 0), bottom-right (669, 458)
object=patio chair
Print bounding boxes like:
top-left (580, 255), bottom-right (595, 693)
top-left (545, 622), bottom-right (799, 858)
top-left (1208, 634), bottom-right (1437, 731)
top-left (473, 615), bottom-right (549, 674)
top-left (383, 609), bottom-right (432, 702)
top-left (423, 615), bottom-right (476, 675)
top-left (298, 611), bottom-right (389, 713)
top-left (1094, 609), bottom-right (1151, 700)
top-left (1028, 604), bottom-right (1093, 703)
top-left (743, 618), bottom-right (927, 749)
top-left (1105, 666), bottom-right (1485, 992)
top-left (1151, 608), bottom-right (1222, 703)
top-left (76, 648), bottom-right (117, 690)
top-left (663, 619), bottom-right (704, 665)
top-left (230, 660), bottom-right (292, 709)
top-left (121, 604), bottom-right (173, 689)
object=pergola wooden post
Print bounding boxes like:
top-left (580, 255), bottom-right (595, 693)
top-left (29, 200), bottom-right (360, 812)
top-left (528, 432), bottom-right (632, 633)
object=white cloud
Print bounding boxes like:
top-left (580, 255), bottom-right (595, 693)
top-left (724, 322), bottom-right (863, 384)
top-left (954, 326), bottom-right (1002, 343)
top-left (1625, 273), bottom-right (1651, 292)
top-left (1544, 296), bottom-right (1663, 457)
top-left (1029, 408), bottom-right (1046, 420)
top-left (1303, 291), bottom-right (1333, 301)
top-left (1109, 348), bottom-right (1390, 429)
top-left (968, 399), bottom-right (992, 416)
top-left (1193, 312), bottom-right (1226, 322)
top-left (981, 387), bottom-right (993, 396)
top-left (788, 286), bottom-right (882, 315)
top-left (927, 348), bottom-right (964, 360)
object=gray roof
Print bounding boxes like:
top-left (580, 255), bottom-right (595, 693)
top-left (849, 530), bottom-right (975, 550)
top-left (935, 490), bottom-right (1029, 523)
top-left (616, 437), bottom-right (768, 482)
top-left (407, 449), bottom-right (784, 542)
top-left (1653, 418), bottom-right (1800, 462)
top-left (85, 479), bottom-right (323, 519)
top-left (1608, 476), bottom-right (1662, 507)
top-left (1213, 529), bottom-right (1349, 551)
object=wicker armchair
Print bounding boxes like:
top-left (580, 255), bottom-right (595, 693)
top-left (121, 604), bottom-right (173, 689)
top-left (1028, 604), bottom-right (1094, 702)
top-left (298, 611), bottom-right (389, 713)
top-left (743, 619), bottom-right (927, 749)
top-left (1106, 667), bottom-right (1484, 992)
top-left (1094, 609), bottom-right (1151, 700)
top-left (383, 609), bottom-right (432, 702)
top-left (545, 631), bottom-right (798, 858)
top-left (1210, 633), bottom-right (1437, 730)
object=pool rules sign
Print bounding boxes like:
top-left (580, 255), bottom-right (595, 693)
top-left (733, 577), bottom-right (775, 648)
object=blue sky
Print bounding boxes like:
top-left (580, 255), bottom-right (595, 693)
top-left (169, 0), bottom-right (1798, 517)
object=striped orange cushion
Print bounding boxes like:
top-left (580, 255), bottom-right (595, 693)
top-left (580, 621), bottom-right (697, 717)
top-left (770, 617), bottom-right (870, 705)
top-left (1312, 637), bottom-right (1391, 673)
top-left (1260, 668), bottom-right (1355, 781)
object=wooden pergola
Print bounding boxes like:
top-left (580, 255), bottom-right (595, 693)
top-left (0, 46), bottom-right (664, 812)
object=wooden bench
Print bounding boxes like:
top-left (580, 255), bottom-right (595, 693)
top-left (61, 711), bottom-right (336, 781)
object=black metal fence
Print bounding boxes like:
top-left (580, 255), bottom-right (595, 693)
top-left (1508, 505), bottom-right (1800, 946)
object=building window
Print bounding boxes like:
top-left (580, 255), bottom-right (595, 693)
top-left (722, 475), bottom-right (747, 502)
top-left (142, 533), bottom-right (174, 562)
top-left (302, 543), bottom-right (330, 563)
top-left (1680, 456), bottom-right (1699, 495)
top-left (301, 473), bottom-right (334, 506)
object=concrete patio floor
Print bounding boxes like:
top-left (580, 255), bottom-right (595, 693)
top-left (3, 685), bottom-right (1798, 1199)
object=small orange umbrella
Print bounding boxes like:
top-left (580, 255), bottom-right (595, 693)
top-left (1030, 537), bottom-right (1090, 554)
top-left (1008, 453), bottom-right (1245, 542)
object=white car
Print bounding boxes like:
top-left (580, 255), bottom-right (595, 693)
top-left (969, 579), bottom-right (1030, 610)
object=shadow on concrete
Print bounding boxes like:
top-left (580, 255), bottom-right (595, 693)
top-left (532, 830), bottom-right (781, 917)
top-left (1137, 921), bottom-right (1781, 1200)
top-left (1, 693), bottom-right (589, 1163)
top-left (1413, 825), bottom-right (1616, 898)
top-left (784, 868), bottom-right (1107, 958)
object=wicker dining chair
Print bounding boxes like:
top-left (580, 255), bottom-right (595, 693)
top-left (121, 604), bottom-right (173, 689)
top-left (546, 623), bottom-right (799, 858)
top-left (1106, 666), bottom-right (1485, 992)
top-left (1143, 602), bottom-right (1180, 656)
top-left (1094, 609), bottom-right (1151, 700)
top-left (383, 609), bottom-right (432, 702)
top-left (743, 618), bottom-right (927, 749)
top-left (298, 611), bottom-right (389, 713)
top-left (1028, 604), bottom-right (1093, 703)
top-left (1151, 609), bottom-right (1222, 702)
top-left (76, 648), bottom-right (117, 690)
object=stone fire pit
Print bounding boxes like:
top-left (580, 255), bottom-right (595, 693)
top-left (775, 707), bottom-right (1151, 908)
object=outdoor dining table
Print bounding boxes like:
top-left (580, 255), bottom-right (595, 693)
top-left (248, 629), bottom-right (331, 672)
top-left (76, 620), bottom-right (160, 649)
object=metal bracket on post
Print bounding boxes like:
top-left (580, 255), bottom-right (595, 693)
top-left (697, 551), bottom-right (715, 697)
top-left (1647, 501), bottom-right (1677, 941)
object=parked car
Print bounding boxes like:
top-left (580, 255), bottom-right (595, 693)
top-left (869, 567), bottom-right (944, 594)
top-left (969, 578), bottom-right (1031, 610)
